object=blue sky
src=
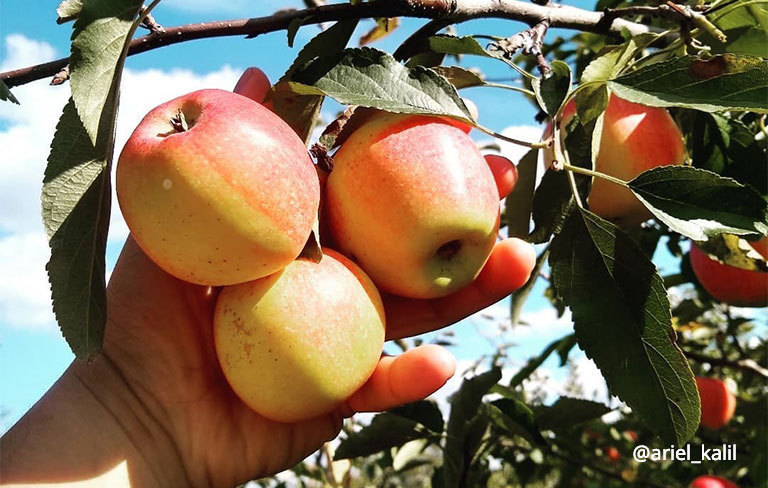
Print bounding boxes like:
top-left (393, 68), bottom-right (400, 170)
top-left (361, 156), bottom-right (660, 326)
top-left (0, 0), bottom-right (659, 433)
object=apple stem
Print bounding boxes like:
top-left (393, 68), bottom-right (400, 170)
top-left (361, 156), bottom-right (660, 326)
top-left (170, 108), bottom-right (189, 132)
top-left (561, 163), bottom-right (628, 188)
top-left (566, 170), bottom-right (584, 209)
top-left (477, 125), bottom-right (547, 149)
top-left (480, 82), bottom-right (536, 97)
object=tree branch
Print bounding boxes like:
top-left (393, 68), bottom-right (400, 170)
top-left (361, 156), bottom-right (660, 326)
top-left (685, 349), bottom-right (768, 379)
top-left (1, 0), bottom-right (663, 88)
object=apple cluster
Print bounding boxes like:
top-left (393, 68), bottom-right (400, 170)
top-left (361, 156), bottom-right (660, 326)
top-left (115, 74), bottom-right (501, 422)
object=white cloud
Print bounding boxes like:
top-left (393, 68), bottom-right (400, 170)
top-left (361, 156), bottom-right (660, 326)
top-left (0, 233), bottom-right (55, 329)
top-left (498, 125), bottom-right (546, 166)
top-left (0, 34), bottom-right (241, 331)
top-left (0, 34), bottom-right (56, 74)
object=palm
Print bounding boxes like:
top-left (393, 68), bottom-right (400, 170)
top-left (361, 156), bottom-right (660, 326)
top-left (103, 238), bottom-right (341, 485)
top-left (101, 231), bottom-right (532, 485)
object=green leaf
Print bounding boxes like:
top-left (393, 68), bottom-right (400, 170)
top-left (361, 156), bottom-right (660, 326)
top-left (57, 0), bottom-right (82, 23)
top-left (581, 49), bottom-right (621, 85)
top-left (390, 400), bottom-right (444, 434)
top-left (686, 112), bottom-right (768, 196)
top-left (271, 19), bottom-right (359, 144)
top-left (286, 16), bottom-right (309, 48)
top-left (0, 79), bottom-right (19, 104)
top-left (432, 65), bottom-right (486, 89)
top-left (555, 334), bottom-right (578, 365)
top-left (528, 118), bottom-right (593, 244)
top-left (549, 210), bottom-right (700, 444)
top-left (585, 34), bottom-right (662, 83)
top-left (573, 41), bottom-right (637, 127)
top-left (69, 0), bottom-right (144, 144)
top-left (608, 54), bottom-right (768, 113)
top-left (444, 368), bottom-right (501, 488)
top-left (532, 60), bottom-right (571, 116)
top-left (43, 0), bottom-right (145, 360)
top-left (286, 47), bottom-right (473, 123)
top-left (629, 166), bottom-right (768, 241)
top-left (462, 415), bottom-right (490, 475)
top-left (505, 149), bottom-right (538, 239)
top-left (528, 170), bottom-right (575, 244)
top-left (574, 84), bottom-right (609, 127)
top-left (576, 33), bottom-right (660, 126)
top-left (335, 412), bottom-right (427, 459)
top-left (42, 99), bottom-right (111, 360)
top-left (534, 397), bottom-right (612, 430)
top-left (705, 2), bottom-right (768, 57)
top-left (487, 398), bottom-right (546, 445)
top-left (423, 35), bottom-right (490, 57)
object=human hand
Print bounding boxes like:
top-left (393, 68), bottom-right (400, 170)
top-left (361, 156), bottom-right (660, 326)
top-left (0, 68), bottom-right (535, 488)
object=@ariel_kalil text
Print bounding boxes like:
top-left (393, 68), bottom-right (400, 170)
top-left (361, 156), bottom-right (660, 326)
top-left (633, 444), bottom-right (737, 464)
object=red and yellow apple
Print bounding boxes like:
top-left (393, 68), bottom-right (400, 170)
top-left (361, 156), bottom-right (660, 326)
top-left (690, 475), bottom-right (739, 488)
top-left (213, 249), bottom-right (385, 423)
top-left (545, 94), bottom-right (686, 226)
top-left (116, 89), bottom-right (319, 285)
top-left (690, 237), bottom-right (768, 307)
top-left (484, 154), bottom-right (518, 199)
top-left (326, 112), bottom-right (500, 299)
top-left (695, 376), bottom-right (736, 430)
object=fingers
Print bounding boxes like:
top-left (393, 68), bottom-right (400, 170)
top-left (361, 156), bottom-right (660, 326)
top-left (384, 238), bottom-right (536, 340)
top-left (344, 345), bottom-right (455, 415)
top-left (485, 154), bottom-right (518, 199)
top-left (233, 67), bottom-right (271, 106)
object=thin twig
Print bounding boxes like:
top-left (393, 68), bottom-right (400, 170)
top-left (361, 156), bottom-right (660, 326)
top-left (2, 0), bottom-right (665, 88)
top-left (561, 162), bottom-right (627, 188)
top-left (685, 349), bottom-right (768, 378)
top-left (487, 19), bottom-right (552, 75)
top-left (139, 6), bottom-right (164, 35)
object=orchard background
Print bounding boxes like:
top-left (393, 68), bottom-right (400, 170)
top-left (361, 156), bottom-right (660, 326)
top-left (0, 1), bottom-right (766, 487)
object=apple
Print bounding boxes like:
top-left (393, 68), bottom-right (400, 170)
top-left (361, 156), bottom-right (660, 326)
top-left (545, 94), bottom-right (685, 226)
top-left (689, 237), bottom-right (768, 307)
top-left (690, 475), bottom-right (739, 488)
top-left (325, 112), bottom-right (500, 299)
top-left (484, 154), bottom-right (518, 198)
top-left (116, 89), bottom-right (319, 286)
top-left (233, 67), bottom-right (274, 110)
top-left (213, 249), bottom-right (385, 423)
top-left (695, 377), bottom-right (736, 430)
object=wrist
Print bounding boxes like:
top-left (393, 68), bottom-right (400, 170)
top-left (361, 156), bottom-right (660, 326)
top-left (0, 354), bottom-right (191, 488)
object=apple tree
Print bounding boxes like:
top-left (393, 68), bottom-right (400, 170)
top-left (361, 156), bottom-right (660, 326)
top-left (1, 0), bottom-right (766, 487)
